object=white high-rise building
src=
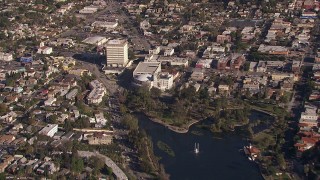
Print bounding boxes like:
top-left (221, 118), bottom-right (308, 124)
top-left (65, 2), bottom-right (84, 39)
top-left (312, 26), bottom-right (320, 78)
top-left (106, 39), bottom-right (128, 67)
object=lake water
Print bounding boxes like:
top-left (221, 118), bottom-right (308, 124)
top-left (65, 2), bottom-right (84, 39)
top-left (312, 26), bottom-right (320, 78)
top-left (137, 111), bottom-right (268, 180)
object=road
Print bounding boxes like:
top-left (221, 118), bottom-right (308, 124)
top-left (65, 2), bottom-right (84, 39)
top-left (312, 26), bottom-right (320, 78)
top-left (78, 151), bottom-right (128, 180)
top-left (59, 0), bottom-right (151, 51)
top-left (81, 61), bottom-right (119, 95)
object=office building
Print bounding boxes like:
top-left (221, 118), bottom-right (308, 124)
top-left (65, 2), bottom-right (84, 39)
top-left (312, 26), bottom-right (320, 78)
top-left (106, 39), bottom-right (128, 67)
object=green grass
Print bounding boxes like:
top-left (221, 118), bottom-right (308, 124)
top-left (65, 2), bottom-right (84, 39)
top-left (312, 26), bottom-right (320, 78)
top-left (157, 141), bottom-right (175, 157)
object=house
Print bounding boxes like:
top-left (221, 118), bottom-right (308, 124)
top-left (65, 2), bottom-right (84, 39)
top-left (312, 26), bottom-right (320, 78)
top-left (244, 145), bottom-right (260, 160)
top-left (216, 53), bottom-right (245, 70)
top-left (249, 62), bottom-right (258, 72)
top-left (0, 111), bottom-right (17, 123)
top-left (180, 25), bottom-right (193, 32)
top-left (295, 137), bottom-right (319, 152)
top-left (92, 21), bottom-right (118, 29)
top-left (44, 97), bottom-right (57, 106)
top-left (66, 89), bottom-right (78, 100)
top-left (190, 69), bottom-right (204, 82)
top-left (37, 46), bottom-right (53, 55)
top-left (149, 46), bottom-right (161, 55)
top-left (256, 61), bottom-right (267, 73)
top-left (299, 105), bottom-right (318, 129)
top-left (164, 48), bottom-right (174, 56)
top-left (196, 59), bottom-right (213, 69)
top-left (309, 91), bottom-right (320, 100)
top-left (0, 52), bottom-right (13, 61)
top-left (291, 61), bottom-right (301, 72)
top-left (36, 161), bottom-right (59, 175)
top-left (258, 44), bottom-right (289, 55)
top-left (95, 112), bottom-right (107, 128)
top-left (87, 132), bottom-right (113, 145)
top-left (68, 69), bottom-right (89, 77)
top-left (79, 6), bottom-right (98, 14)
top-left (272, 73), bottom-right (299, 82)
top-left (0, 135), bottom-right (15, 144)
top-left (243, 81), bottom-right (260, 94)
top-left (140, 20), bottom-right (151, 30)
top-left (280, 79), bottom-right (294, 91)
top-left (216, 35), bottom-right (231, 44)
top-left (0, 155), bottom-right (14, 173)
top-left (218, 84), bottom-right (230, 94)
top-left (230, 54), bottom-right (245, 70)
top-left (87, 80), bottom-right (106, 104)
top-left (38, 124), bottom-right (58, 137)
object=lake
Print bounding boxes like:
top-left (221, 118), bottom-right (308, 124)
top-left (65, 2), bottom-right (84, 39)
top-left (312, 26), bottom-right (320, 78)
top-left (137, 111), bottom-right (269, 180)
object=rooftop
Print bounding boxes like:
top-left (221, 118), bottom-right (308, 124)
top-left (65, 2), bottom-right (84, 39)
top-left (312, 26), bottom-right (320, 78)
top-left (134, 62), bottom-right (161, 74)
top-left (107, 39), bottom-right (127, 46)
top-left (82, 36), bottom-right (107, 45)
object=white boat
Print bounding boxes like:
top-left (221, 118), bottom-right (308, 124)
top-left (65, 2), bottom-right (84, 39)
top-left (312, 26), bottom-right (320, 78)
top-left (194, 143), bottom-right (199, 154)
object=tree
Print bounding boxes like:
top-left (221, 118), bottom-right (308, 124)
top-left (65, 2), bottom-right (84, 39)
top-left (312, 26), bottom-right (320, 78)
top-left (0, 104), bottom-right (8, 116)
top-left (150, 87), bottom-right (161, 98)
top-left (128, 49), bottom-right (136, 60)
top-left (0, 173), bottom-right (5, 180)
top-left (71, 155), bottom-right (84, 173)
top-left (48, 114), bottom-right (58, 124)
top-left (276, 153), bottom-right (286, 170)
top-left (122, 114), bottom-right (139, 131)
top-left (90, 156), bottom-right (105, 175)
top-left (64, 120), bottom-right (73, 131)
top-left (199, 88), bottom-right (209, 99)
top-left (243, 61), bottom-right (250, 71)
top-left (106, 167), bottom-right (113, 175)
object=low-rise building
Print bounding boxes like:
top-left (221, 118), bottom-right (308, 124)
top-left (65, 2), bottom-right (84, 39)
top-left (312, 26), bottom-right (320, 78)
top-left (83, 36), bottom-right (108, 46)
top-left (164, 48), bottom-right (174, 56)
top-left (37, 46), bottom-right (53, 55)
top-left (0, 135), bottom-right (15, 144)
top-left (272, 73), bottom-right (299, 82)
top-left (66, 89), bottom-right (78, 100)
top-left (190, 69), bottom-right (204, 82)
top-left (79, 6), bottom-right (98, 14)
top-left (38, 124), bottom-right (58, 137)
top-left (133, 61), bottom-right (161, 87)
top-left (92, 21), bottom-right (118, 29)
top-left (44, 97), bottom-right (57, 106)
top-left (154, 72), bottom-right (174, 91)
top-left (218, 84), bottom-right (230, 94)
top-left (0, 52), bottom-right (13, 61)
top-left (87, 80), bottom-right (106, 104)
top-left (87, 133), bottom-right (113, 145)
top-left (0, 155), bottom-right (14, 173)
top-left (258, 44), bottom-right (289, 55)
top-left (196, 59), bottom-right (213, 69)
top-left (216, 34), bottom-right (231, 44)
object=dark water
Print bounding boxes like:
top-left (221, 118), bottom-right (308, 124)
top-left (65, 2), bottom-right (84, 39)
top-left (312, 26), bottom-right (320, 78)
top-left (137, 111), bottom-right (268, 180)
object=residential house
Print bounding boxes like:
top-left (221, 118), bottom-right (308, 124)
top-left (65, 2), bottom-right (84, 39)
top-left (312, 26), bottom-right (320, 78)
top-left (190, 69), bottom-right (204, 82)
top-left (38, 124), bottom-right (58, 137)
top-left (87, 133), bottom-right (113, 145)
top-left (216, 34), bottom-right (231, 44)
top-left (218, 84), bottom-right (230, 95)
top-left (0, 52), bottom-right (13, 61)
top-left (0, 155), bottom-right (14, 173)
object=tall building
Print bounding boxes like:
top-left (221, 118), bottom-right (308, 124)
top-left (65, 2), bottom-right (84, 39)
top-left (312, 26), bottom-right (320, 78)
top-left (106, 39), bottom-right (128, 67)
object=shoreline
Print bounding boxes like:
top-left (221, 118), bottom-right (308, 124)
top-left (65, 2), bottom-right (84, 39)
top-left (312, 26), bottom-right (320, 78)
top-left (141, 107), bottom-right (276, 134)
top-left (145, 113), bottom-right (203, 134)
